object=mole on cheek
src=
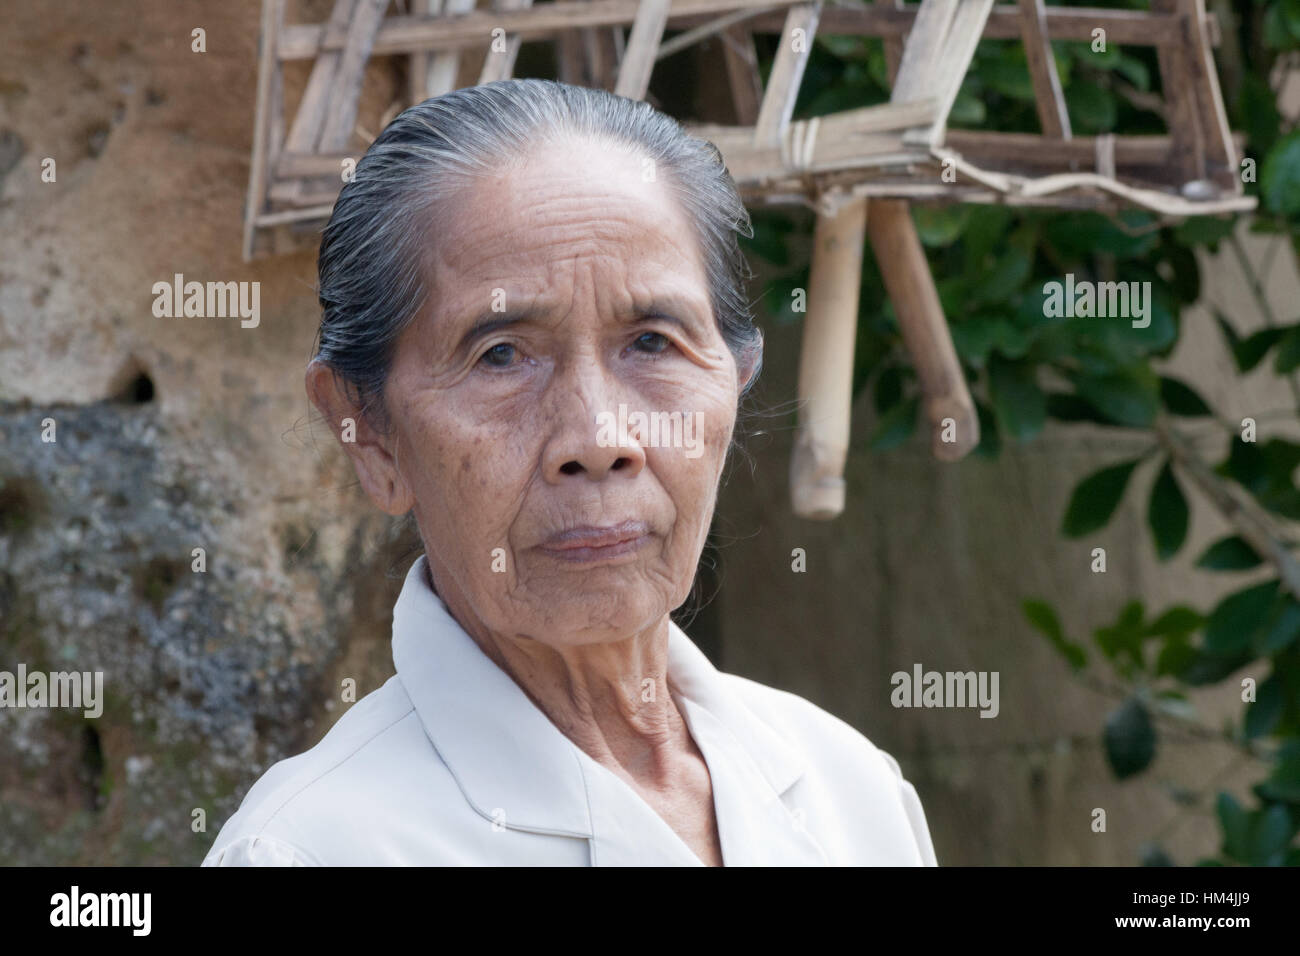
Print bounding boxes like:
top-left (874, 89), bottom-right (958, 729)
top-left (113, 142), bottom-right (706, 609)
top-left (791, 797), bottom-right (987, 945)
top-left (461, 455), bottom-right (472, 473)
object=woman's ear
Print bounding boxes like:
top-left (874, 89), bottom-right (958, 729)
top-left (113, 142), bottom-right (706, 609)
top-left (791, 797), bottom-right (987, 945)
top-left (305, 361), bottom-right (414, 516)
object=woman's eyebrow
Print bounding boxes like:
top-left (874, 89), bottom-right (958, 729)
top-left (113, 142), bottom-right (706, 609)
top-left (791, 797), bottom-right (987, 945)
top-left (450, 308), bottom-right (545, 357)
top-left (619, 297), bottom-right (712, 336)
top-left (448, 295), bottom-right (709, 355)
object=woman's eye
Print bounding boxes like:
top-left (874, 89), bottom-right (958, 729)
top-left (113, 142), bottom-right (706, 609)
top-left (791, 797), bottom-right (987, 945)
top-left (633, 331), bottom-right (670, 354)
top-left (480, 342), bottom-right (517, 368)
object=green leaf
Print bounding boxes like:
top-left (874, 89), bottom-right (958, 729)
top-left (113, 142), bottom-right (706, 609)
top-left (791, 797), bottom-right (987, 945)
top-left (1216, 437), bottom-right (1266, 492)
top-left (934, 276), bottom-right (972, 318)
top-left (951, 316), bottom-right (1030, 368)
top-left (988, 355), bottom-right (1046, 442)
top-left (1216, 792), bottom-right (1251, 862)
top-left (1264, 1), bottom-right (1297, 51)
top-left (1104, 697), bottom-right (1156, 779)
top-left (1146, 606), bottom-right (1204, 637)
top-left (981, 47), bottom-right (1036, 101)
top-left (1073, 366), bottom-right (1160, 428)
top-left (1045, 212), bottom-right (1159, 258)
top-left (1046, 392), bottom-right (1118, 425)
top-left (913, 205), bottom-right (969, 248)
top-left (1261, 130), bottom-right (1300, 216)
top-left (1239, 73), bottom-right (1282, 157)
top-left (815, 34), bottom-right (865, 58)
top-left (960, 206), bottom-right (1015, 275)
top-left (1255, 594), bottom-right (1300, 654)
top-left (869, 394), bottom-right (920, 452)
top-left (1239, 327), bottom-right (1289, 372)
top-left (1250, 803), bottom-right (1296, 865)
top-left (862, 48), bottom-right (891, 94)
top-left (1177, 646), bottom-right (1254, 686)
top-left (1148, 460), bottom-right (1189, 560)
top-left (1203, 579), bottom-right (1280, 655)
top-left (990, 320), bottom-right (1032, 360)
top-left (1276, 326), bottom-right (1300, 374)
top-left (1155, 633), bottom-right (1197, 677)
top-left (1114, 54), bottom-right (1150, 92)
top-left (1095, 600), bottom-right (1147, 670)
top-left (1216, 438), bottom-right (1300, 519)
top-left (1066, 80), bottom-right (1118, 134)
top-left (1159, 376), bottom-right (1212, 417)
top-left (1022, 599), bottom-right (1087, 670)
top-left (1244, 674), bottom-right (1285, 740)
top-left (1173, 216), bottom-right (1236, 248)
top-left (1071, 38), bottom-right (1119, 68)
top-left (970, 248), bottom-right (1031, 306)
top-left (1215, 313), bottom-right (1290, 372)
top-left (1062, 459), bottom-right (1141, 538)
top-left (1119, 283), bottom-right (1179, 356)
top-left (1286, 0), bottom-right (1300, 41)
top-left (1163, 243), bottom-right (1201, 306)
top-left (1196, 535), bottom-right (1264, 571)
top-left (1259, 747), bottom-right (1300, 803)
top-left (1261, 489), bottom-right (1300, 523)
top-left (948, 88), bottom-right (986, 126)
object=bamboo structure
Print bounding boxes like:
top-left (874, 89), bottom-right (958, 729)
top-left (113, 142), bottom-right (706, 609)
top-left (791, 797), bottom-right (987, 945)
top-left (243, 0), bottom-right (1254, 518)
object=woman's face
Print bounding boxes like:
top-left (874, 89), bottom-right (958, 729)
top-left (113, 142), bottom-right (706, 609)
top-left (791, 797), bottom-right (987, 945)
top-left (355, 137), bottom-right (756, 647)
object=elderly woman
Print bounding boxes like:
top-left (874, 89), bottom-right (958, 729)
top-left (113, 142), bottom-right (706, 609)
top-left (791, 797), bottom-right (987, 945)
top-left (203, 79), bottom-right (937, 867)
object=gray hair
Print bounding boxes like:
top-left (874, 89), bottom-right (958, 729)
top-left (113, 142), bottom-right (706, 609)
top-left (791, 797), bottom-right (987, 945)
top-left (313, 78), bottom-right (763, 429)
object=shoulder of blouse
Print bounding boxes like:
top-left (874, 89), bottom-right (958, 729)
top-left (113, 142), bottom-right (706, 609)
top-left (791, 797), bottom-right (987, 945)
top-left (715, 670), bottom-right (940, 866)
top-left (202, 832), bottom-right (320, 866)
top-left (200, 674), bottom-right (425, 867)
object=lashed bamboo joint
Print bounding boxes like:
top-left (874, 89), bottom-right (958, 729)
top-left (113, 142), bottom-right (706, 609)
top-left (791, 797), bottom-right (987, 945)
top-left (244, 0), bottom-right (1255, 519)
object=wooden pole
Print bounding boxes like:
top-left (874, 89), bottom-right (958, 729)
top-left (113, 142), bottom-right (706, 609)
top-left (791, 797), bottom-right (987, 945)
top-left (790, 196), bottom-right (868, 520)
top-left (243, 0), bottom-right (283, 262)
top-left (866, 198), bottom-right (978, 460)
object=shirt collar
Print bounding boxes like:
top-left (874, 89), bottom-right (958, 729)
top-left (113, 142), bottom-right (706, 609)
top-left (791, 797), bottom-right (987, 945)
top-left (389, 555), bottom-right (809, 844)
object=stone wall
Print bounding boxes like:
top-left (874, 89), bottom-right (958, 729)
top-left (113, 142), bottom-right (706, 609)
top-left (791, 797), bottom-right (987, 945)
top-left (0, 0), bottom-right (410, 864)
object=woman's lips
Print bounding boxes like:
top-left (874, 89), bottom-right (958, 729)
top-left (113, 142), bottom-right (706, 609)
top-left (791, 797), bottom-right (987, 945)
top-left (538, 520), bottom-right (650, 563)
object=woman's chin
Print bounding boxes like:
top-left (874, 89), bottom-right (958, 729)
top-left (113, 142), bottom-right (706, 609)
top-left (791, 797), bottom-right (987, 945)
top-left (513, 591), bottom-right (669, 645)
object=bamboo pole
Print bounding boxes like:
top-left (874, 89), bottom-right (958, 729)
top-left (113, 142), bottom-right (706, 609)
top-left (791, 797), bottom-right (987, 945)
top-left (791, 196), bottom-right (868, 519)
top-left (243, 0), bottom-right (283, 262)
top-left (276, 4), bottom-right (1210, 59)
top-left (866, 198), bottom-right (979, 460)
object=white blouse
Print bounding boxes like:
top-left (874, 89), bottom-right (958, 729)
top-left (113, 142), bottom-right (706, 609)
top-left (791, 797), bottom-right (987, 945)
top-left (203, 556), bottom-right (938, 866)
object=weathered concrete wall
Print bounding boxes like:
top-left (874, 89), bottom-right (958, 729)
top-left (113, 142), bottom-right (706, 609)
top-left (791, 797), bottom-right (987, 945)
top-left (0, 0), bottom-right (409, 864)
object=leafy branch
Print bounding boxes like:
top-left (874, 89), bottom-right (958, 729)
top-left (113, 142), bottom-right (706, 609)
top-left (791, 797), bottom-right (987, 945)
top-left (741, 0), bottom-right (1300, 866)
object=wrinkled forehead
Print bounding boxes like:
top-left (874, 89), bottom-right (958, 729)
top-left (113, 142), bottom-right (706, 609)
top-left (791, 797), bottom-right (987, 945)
top-left (419, 136), bottom-right (712, 324)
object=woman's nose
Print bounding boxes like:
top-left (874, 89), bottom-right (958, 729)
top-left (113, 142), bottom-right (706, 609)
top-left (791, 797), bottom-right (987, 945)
top-left (540, 365), bottom-right (646, 483)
